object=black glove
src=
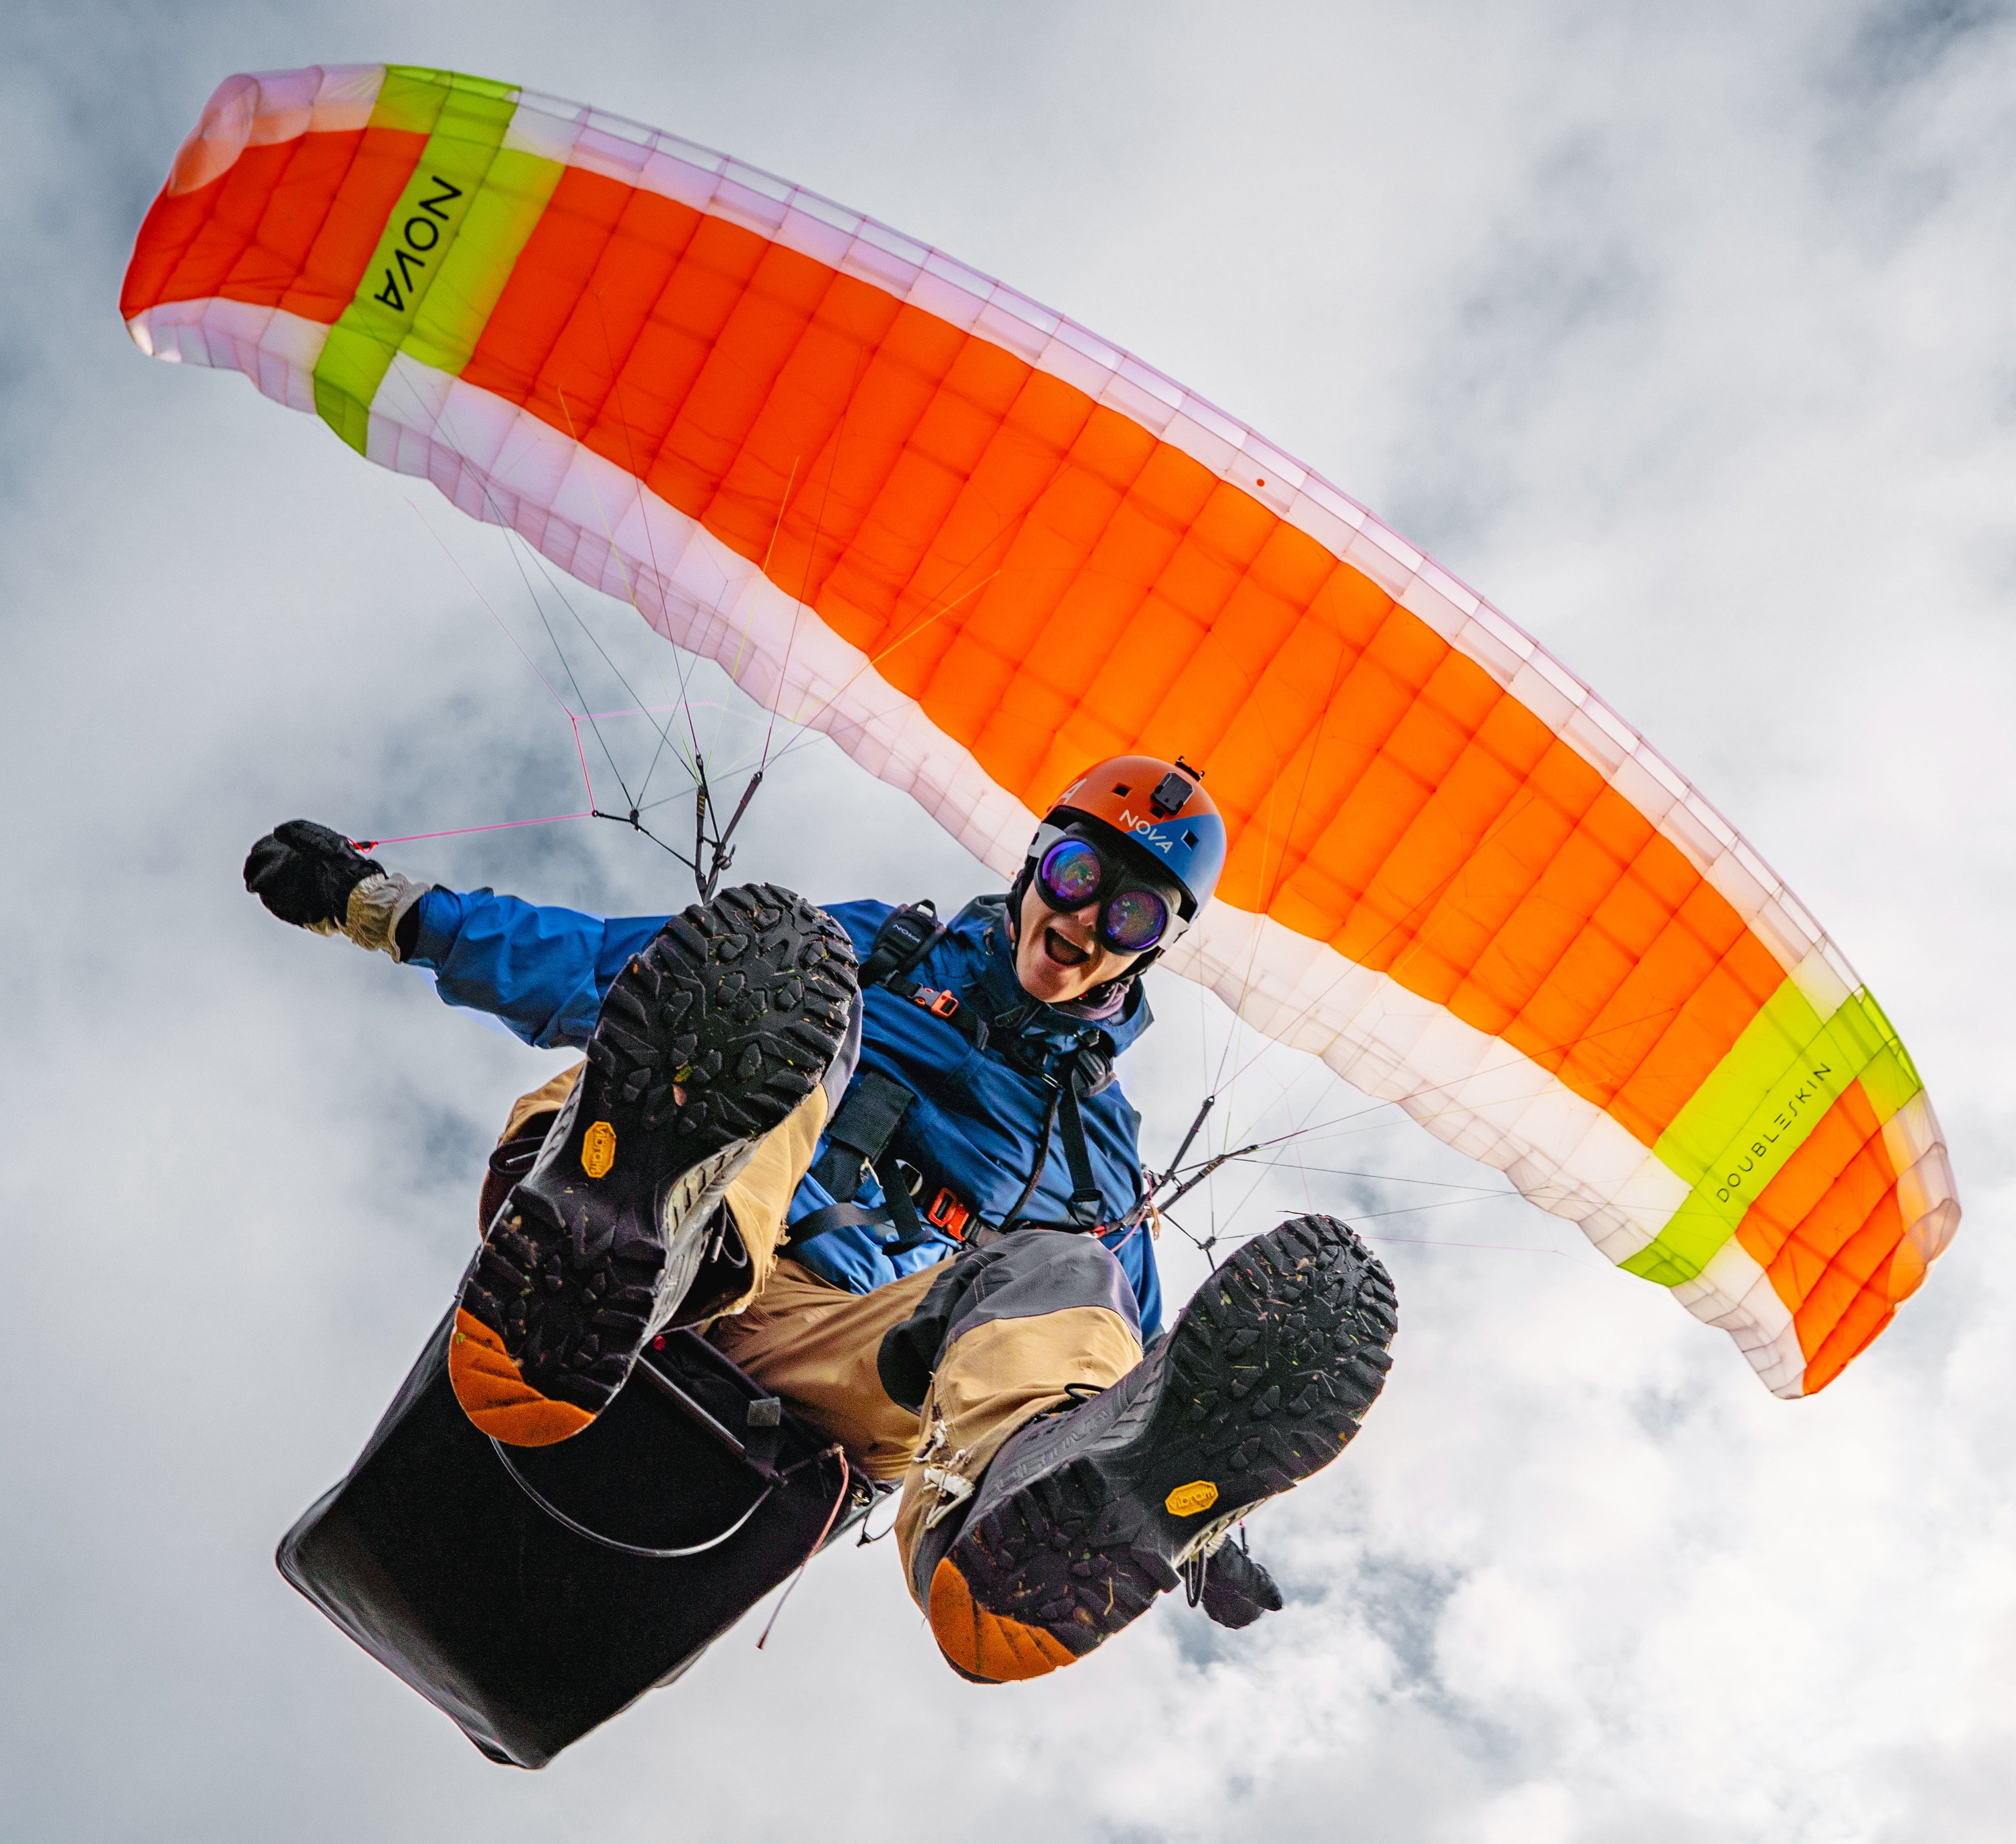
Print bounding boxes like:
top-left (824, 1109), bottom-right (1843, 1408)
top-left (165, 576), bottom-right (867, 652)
top-left (244, 820), bottom-right (384, 930)
top-left (1198, 1537), bottom-right (1283, 1630)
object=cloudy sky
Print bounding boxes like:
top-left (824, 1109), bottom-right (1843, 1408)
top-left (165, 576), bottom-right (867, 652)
top-left (4, 2), bottom-right (2013, 1839)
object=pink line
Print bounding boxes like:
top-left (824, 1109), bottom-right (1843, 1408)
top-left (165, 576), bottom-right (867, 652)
top-left (1363, 1234), bottom-right (1570, 1256)
top-left (569, 715), bottom-right (594, 802)
top-left (358, 812), bottom-right (595, 847)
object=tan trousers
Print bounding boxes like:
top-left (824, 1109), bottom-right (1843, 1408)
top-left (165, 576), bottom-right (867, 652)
top-left (497, 1067), bottom-right (1141, 1600)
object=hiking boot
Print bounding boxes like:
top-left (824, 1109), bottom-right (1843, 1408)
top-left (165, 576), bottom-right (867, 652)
top-left (915, 1213), bottom-right (1396, 1681)
top-left (449, 885), bottom-right (857, 1447)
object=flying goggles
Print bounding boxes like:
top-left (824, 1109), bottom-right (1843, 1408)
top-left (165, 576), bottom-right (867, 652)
top-left (1034, 832), bottom-right (1180, 955)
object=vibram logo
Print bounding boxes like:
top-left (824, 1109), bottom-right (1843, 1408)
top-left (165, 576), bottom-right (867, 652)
top-left (1166, 1480), bottom-right (1219, 1517)
top-left (582, 1120), bottom-right (617, 1178)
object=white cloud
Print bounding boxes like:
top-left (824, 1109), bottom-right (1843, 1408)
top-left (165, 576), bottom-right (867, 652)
top-left (3, 2), bottom-right (2011, 1839)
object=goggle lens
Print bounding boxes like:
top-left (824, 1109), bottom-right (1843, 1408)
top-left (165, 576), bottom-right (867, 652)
top-left (1037, 837), bottom-right (1105, 908)
top-left (1035, 837), bottom-right (1172, 955)
top-left (1102, 886), bottom-right (1169, 953)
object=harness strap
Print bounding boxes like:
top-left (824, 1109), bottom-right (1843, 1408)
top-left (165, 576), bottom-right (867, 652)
top-left (789, 905), bottom-right (957, 1258)
top-left (1000, 1084), bottom-right (1063, 1229)
top-left (806, 1069), bottom-right (915, 1202)
top-left (791, 898), bottom-right (1117, 1256)
top-left (995, 1050), bottom-right (1108, 1232)
top-left (856, 900), bottom-right (945, 991)
top-left (1055, 1075), bottom-right (1108, 1229)
top-left (785, 1201), bottom-right (890, 1246)
top-left (787, 1170), bottom-right (934, 1256)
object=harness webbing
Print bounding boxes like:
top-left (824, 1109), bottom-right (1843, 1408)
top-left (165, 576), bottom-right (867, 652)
top-left (785, 904), bottom-right (948, 1259)
top-left (806, 1070), bottom-right (914, 1203)
top-left (786, 899), bottom-right (1126, 1259)
top-left (1054, 1076), bottom-right (1107, 1228)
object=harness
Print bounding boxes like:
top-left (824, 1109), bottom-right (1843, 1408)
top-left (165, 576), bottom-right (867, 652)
top-left (783, 900), bottom-right (1126, 1259)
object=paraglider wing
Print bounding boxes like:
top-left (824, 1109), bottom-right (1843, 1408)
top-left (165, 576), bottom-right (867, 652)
top-left (121, 64), bottom-right (1959, 1396)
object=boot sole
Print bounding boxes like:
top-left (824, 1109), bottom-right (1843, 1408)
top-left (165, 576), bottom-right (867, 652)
top-left (450, 885), bottom-right (855, 1447)
top-left (931, 1213), bottom-right (1397, 1679)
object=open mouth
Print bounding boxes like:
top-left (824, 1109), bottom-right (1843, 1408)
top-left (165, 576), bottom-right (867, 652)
top-left (1043, 926), bottom-right (1092, 969)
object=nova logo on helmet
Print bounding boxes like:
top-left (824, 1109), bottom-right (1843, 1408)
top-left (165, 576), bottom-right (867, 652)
top-left (1115, 810), bottom-right (1175, 848)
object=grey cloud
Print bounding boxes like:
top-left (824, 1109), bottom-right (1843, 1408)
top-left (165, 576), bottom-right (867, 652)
top-left (1834, 0), bottom-right (2011, 98)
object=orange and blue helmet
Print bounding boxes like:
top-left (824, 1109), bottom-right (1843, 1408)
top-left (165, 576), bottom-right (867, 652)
top-left (1042, 754), bottom-right (1225, 919)
top-left (1017, 755), bottom-right (1226, 966)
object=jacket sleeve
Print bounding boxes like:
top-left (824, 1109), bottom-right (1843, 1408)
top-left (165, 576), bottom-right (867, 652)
top-left (404, 887), bottom-right (668, 1050)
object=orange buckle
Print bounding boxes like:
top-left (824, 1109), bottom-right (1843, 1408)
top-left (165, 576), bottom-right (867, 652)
top-left (916, 988), bottom-right (961, 1020)
top-left (927, 1187), bottom-right (971, 1238)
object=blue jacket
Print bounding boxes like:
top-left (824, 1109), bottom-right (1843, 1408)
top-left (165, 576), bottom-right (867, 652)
top-left (407, 888), bottom-right (1164, 1337)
